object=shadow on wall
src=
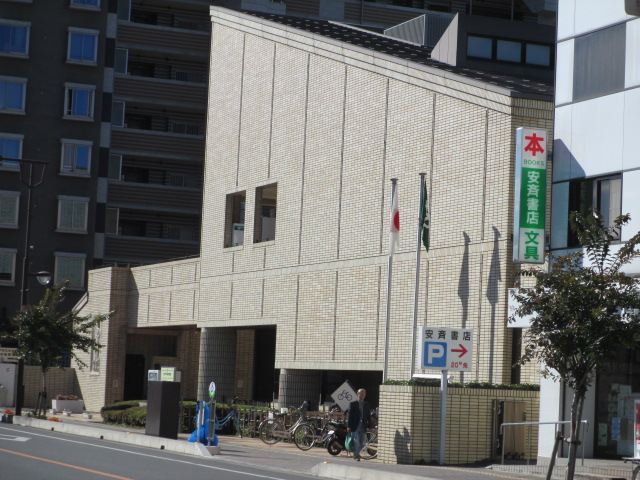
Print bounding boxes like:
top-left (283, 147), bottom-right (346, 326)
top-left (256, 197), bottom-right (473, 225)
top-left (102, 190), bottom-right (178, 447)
top-left (394, 427), bottom-right (412, 464)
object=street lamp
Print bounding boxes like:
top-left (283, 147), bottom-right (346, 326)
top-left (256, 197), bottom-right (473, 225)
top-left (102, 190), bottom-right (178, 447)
top-left (1, 156), bottom-right (49, 416)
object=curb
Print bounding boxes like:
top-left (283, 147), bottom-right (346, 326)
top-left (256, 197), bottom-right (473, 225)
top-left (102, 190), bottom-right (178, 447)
top-left (13, 416), bottom-right (212, 457)
top-left (310, 461), bottom-right (438, 480)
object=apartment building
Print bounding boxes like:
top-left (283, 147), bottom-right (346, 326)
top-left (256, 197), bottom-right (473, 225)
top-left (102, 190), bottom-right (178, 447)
top-left (0, 0), bottom-right (209, 324)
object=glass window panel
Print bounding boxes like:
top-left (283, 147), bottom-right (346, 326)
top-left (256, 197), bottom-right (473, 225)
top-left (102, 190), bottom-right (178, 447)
top-left (467, 36), bottom-right (492, 59)
top-left (0, 194), bottom-right (18, 225)
top-left (75, 145), bottom-right (90, 172)
top-left (526, 44), bottom-right (551, 66)
top-left (55, 256), bottom-right (84, 288)
top-left (11, 26), bottom-right (27, 53)
top-left (0, 252), bottom-right (13, 281)
top-left (497, 40), bottom-right (522, 63)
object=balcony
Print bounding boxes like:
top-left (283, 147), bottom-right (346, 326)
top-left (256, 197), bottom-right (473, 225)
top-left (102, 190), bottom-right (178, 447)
top-left (110, 128), bottom-right (204, 160)
top-left (114, 75), bottom-right (207, 107)
top-left (104, 234), bottom-right (199, 264)
top-left (108, 182), bottom-right (201, 215)
top-left (117, 23), bottom-right (209, 57)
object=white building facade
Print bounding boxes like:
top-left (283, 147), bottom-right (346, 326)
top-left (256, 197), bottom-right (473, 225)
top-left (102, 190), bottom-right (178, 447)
top-left (540, 0), bottom-right (640, 459)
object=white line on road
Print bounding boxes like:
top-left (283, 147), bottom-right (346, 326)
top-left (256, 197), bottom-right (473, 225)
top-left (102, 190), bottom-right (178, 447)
top-left (0, 434), bottom-right (29, 442)
top-left (0, 426), bottom-right (298, 480)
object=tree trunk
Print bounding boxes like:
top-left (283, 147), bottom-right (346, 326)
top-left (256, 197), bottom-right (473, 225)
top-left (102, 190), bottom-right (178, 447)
top-left (565, 391), bottom-right (585, 480)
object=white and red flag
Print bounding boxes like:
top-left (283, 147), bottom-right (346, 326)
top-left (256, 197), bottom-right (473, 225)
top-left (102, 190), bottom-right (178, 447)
top-left (389, 183), bottom-right (399, 255)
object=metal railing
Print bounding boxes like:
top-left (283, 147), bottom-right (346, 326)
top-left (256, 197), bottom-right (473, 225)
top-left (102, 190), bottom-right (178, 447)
top-left (500, 420), bottom-right (589, 466)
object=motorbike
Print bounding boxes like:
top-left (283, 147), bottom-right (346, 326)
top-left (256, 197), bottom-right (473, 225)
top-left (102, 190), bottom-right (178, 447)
top-left (325, 420), bottom-right (349, 456)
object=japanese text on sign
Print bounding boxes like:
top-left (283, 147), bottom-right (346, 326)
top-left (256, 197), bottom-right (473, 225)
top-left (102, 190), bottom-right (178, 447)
top-left (513, 128), bottom-right (547, 264)
top-left (418, 327), bottom-right (473, 372)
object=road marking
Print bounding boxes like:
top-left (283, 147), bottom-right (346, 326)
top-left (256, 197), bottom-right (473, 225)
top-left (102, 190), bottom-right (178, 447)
top-left (0, 434), bottom-right (29, 442)
top-left (0, 447), bottom-right (135, 480)
top-left (0, 426), bottom-right (294, 480)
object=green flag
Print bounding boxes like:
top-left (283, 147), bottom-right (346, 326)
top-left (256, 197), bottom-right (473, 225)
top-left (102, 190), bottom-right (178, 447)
top-left (420, 177), bottom-right (429, 251)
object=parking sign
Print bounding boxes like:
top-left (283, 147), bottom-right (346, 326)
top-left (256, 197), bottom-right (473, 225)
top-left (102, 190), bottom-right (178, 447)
top-left (418, 327), bottom-right (473, 372)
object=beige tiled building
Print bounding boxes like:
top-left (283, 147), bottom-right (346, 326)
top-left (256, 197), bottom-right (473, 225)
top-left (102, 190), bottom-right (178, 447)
top-left (75, 7), bottom-right (553, 413)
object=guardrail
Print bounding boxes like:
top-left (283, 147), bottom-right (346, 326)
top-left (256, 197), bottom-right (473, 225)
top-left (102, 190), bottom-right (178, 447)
top-left (500, 420), bottom-right (589, 466)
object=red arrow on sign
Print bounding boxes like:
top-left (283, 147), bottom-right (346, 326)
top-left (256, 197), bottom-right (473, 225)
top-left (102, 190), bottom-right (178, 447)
top-left (451, 344), bottom-right (468, 358)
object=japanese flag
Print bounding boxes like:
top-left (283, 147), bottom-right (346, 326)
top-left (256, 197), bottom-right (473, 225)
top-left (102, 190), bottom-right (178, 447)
top-left (389, 184), bottom-right (399, 255)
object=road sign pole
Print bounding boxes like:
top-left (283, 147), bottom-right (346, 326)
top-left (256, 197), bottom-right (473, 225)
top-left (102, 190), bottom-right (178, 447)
top-left (439, 369), bottom-right (448, 465)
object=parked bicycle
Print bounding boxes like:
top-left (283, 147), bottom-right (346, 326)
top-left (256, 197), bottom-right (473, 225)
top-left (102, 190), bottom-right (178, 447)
top-left (214, 404), bottom-right (242, 437)
top-left (359, 428), bottom-right (378, 459)
top-left (257, 400), bottom-right (313, 450)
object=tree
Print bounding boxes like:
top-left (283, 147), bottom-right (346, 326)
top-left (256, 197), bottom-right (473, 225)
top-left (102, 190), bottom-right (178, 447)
top-left (511, 212), bottom-right (640, 480)
top-left (0, 283), bottom-right (113, 416)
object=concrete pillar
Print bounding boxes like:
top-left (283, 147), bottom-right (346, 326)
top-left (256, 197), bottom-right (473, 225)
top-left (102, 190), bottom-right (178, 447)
top-left (197, 327), bottom-right (237, 402)
top-left (277, 368), bottom-right (321, 410)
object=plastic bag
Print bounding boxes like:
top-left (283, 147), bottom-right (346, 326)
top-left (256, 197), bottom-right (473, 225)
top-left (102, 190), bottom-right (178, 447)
top-left (344, 433), bottom-right (353, 452)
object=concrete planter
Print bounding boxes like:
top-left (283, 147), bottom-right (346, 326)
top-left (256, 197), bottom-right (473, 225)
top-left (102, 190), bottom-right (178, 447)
top-left (378, 384), bottom-right (540, 465)
top-left (52, 399), bottom-right (84, 414)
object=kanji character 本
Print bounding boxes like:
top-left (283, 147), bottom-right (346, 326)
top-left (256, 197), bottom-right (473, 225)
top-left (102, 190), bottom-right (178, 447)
top-left (525, 231), bottom-right (540, 245)
top-left (525, 246), bottom-right (539, 260)
top-left (524, 133), bottom-right (545, 156)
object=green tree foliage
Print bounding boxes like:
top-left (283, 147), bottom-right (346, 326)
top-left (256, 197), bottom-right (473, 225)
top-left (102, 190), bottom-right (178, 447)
top-left (0, 283), bottom-right (113, 415)
top-left (511, 212), bottom-right (640, 479)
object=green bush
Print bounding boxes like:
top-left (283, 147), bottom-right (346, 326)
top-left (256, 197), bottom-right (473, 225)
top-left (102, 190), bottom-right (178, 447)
top-left (383, 379), bottom-right (539, 390)
top-left (101, 400), bottom-right (142, 415)
top-left (121, 406), bottom-right (146, 428)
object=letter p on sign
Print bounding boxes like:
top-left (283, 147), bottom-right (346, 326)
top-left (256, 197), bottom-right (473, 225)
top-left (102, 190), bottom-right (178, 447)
top-left (425, 342), bottom-right (447, 368)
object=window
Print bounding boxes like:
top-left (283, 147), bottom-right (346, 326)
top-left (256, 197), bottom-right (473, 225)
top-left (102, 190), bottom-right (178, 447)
top-left (573, 24), bottom-right (625, 103)
top-left (108, 154), bottom-right (122, 180)
top-left (61, 139), bottom-right (91, 175)
top-left (57, 196), bottom-right (89, 233)
top-left (526, 44), bottom-right (551, 67)
top-left (254, 184), bottom-right (277, 243)
top-left (0, 133), bottom-right (22, 169)
top-left (568, 175), bottom-right (622, 247)
top-left (105, 207), bottom-right (118, 234)
top-left (67, 28), bottom-right (98, 64)
top-left (0, 248), bottom-right (16, 284)
top-left (112, 100), bottom-right (125, 127)
top-left (115, 48), bottom-right (128, 74)
top-left (224, 191), bottom-right (246, 247)
top-left (64, 83), bottom-right (95, 119)
top-left (54, 252), bottom-right (86, 289)
top-left (70, 0), bottom-right (100, 9)
top-left (117, 0), bottom-right (130, 21)
top-left (467, 35), bottom-right (492, 59)
top-left (497, 39), bottom-right (521, 63)
top-left (0, 76), bottom-right (26, 113)
top-left (0, 190), bottom-right (19, 227)
top-left (0, 20), bottom-right (29, 56)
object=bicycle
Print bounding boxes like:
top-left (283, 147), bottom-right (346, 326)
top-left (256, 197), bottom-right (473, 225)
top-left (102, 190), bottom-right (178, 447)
top-left (359, 428), bottom-right (378, 459)
top-left (257, 400), bottom-right (314, 450)
top-left (214, 404), bottom-right (242, 437)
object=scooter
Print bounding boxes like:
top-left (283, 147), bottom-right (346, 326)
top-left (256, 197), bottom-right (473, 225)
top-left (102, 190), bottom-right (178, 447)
top-left (325, 420), bottom-right (349, 456)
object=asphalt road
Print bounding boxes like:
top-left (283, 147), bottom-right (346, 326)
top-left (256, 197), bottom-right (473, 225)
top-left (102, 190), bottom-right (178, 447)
top-left (0, 421), bottom-right (552, 480)
top-left (0, 424), bottom-right (317, 480)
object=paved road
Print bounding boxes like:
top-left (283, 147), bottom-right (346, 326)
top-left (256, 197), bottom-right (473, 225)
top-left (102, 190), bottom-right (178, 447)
top-left (1, 421), bottom-right (547, 480)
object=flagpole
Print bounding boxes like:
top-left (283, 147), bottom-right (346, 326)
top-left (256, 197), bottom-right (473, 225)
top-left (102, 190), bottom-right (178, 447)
top-left (383, 178), bottom-right (398, 382)
top-left (410, 172), bottom-right (427, 378)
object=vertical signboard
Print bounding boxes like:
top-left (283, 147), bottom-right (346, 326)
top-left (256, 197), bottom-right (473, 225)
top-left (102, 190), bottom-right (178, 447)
top-left (635, 399), bottom-right (640, 457)
top-left (513, 127), bottom-right (547, 264)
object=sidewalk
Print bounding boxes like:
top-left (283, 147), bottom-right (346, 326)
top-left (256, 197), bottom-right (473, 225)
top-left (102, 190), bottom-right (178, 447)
top-left (4, 411), bottom-right (635, 480)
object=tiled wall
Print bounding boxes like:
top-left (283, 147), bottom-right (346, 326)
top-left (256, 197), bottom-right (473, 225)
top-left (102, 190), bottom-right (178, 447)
top-left (379, 384), bottom-right (539, 464)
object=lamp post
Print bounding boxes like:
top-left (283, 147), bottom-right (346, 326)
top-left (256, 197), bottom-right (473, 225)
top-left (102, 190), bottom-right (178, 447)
top-left (1, 156), bottom-right (49, 416)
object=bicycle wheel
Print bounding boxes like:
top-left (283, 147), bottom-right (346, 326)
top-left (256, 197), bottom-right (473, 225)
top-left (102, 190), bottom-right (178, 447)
top-left (258, 418), bottom-right (284, 445)
top-left (360, 431), bottom-right (378, 459)
top-left (293, 423), bottom-right (315, 451)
